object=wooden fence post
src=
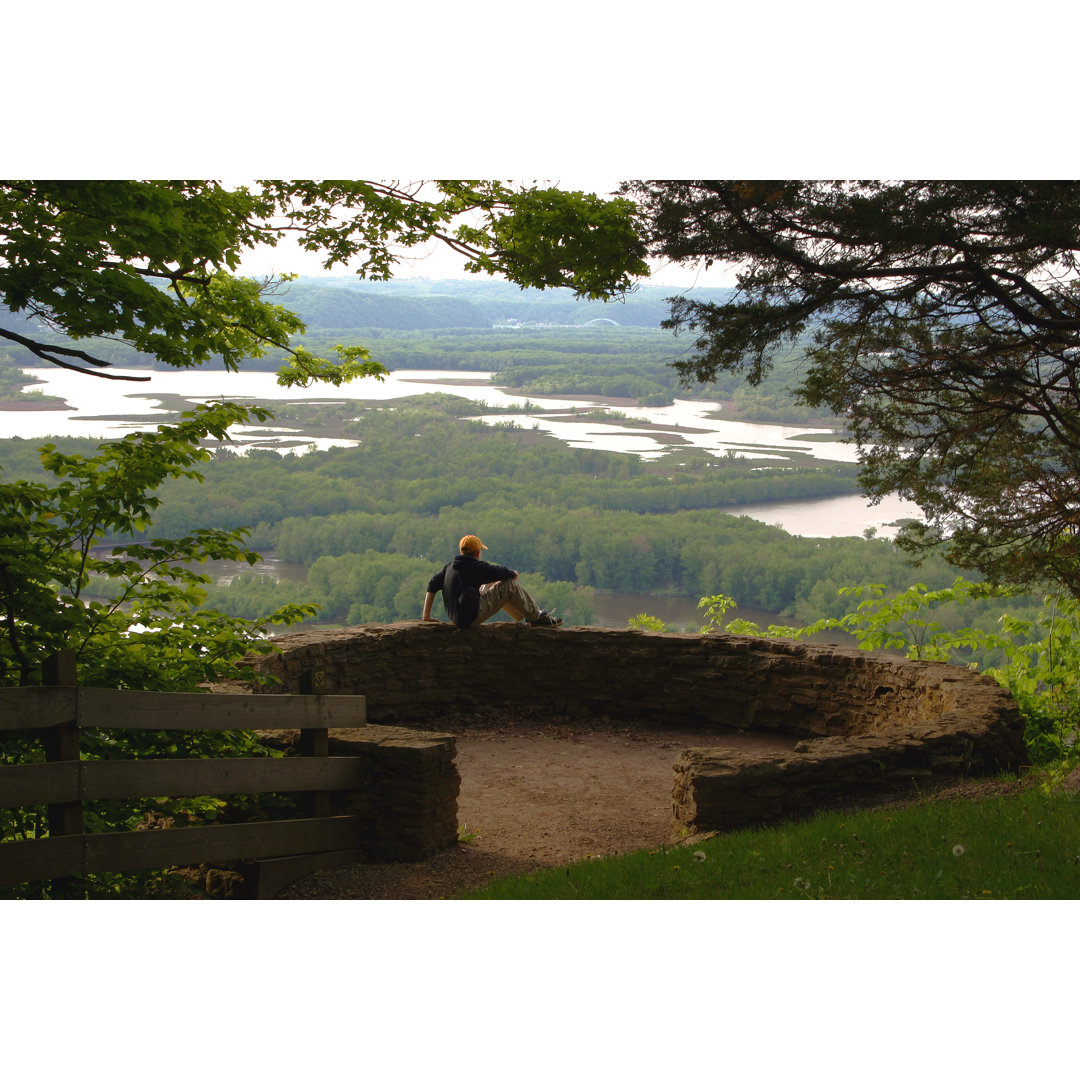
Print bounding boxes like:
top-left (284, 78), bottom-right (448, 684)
top-left (298, 668), bottom-right (330, 819)
top-left (42, 649), bottom-right (84, 896)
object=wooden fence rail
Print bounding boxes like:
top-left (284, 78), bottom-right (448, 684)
top-left (0, 678), bottom-right (367, 896)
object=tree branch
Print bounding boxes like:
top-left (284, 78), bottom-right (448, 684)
top-left (0, 327), bottom-right (151, 381)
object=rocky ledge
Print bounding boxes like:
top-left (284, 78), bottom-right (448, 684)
top-left (251, 621), bottom-right (1026, 833)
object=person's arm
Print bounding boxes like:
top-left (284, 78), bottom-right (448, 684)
top-left (422, 591), bottom-right (438, 621)
top-left (423, 567), bottom-right (446, 621)
top-left (478, 560), bottom-right (518, 582)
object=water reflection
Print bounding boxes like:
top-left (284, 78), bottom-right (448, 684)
top-left (9, 366), bottom-right (920, 536)
top-left (11, 367), bottom-right (849, 462)
top-left (730, 491), bottom-right (921, 538)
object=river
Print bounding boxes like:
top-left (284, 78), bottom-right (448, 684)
top-left (11, 365), bottom-right (855, 459)
top-left (8, 365), bottom-right (921, 539)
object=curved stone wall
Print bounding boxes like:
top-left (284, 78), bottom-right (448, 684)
top-left (252, 622), bottom-right (1027, 832)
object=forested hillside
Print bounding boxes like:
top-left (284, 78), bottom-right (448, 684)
top-left (284, 276), bottom-right (721, 328)
top-left (195, 401), bottom-right (966, 627)
top-left (0, 395), bottom-right (956, 629)
top-left (0, 277), bottom-right (731, 368)
top-left (258, 281), bottom-right (831, 419)
top-left (3, 274), bottom-right (831, 420)
top-left (0, 270), bottom-right (934, 629)
top-left (263, 281), bottom-right (490, 329)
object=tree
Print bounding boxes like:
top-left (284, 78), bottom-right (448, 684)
top-left (626, 181), bottom-right (1080, 599)
top-left (0, 180), bottom-right (649, 891)
top-left (0, 401), bottom-right (317, 687)
top-left (0, 403), bottom-right (328, 892)
top-left (0, 179), bottom-right (648, 677)
top-left (0, 180), bottom-right (648, 385)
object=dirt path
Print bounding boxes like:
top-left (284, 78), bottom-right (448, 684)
top-left (277, 716), bottom-right (796, 900)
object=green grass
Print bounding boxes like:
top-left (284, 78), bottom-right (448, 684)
top-left (458, 786), bottom-right (1080, 899)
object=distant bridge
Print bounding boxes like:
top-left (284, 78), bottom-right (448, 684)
top-left (582, 317), bottom-right (620, 327)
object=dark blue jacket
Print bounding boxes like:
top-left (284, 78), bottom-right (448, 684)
top-left (427, 554), bottom-right (515, 628)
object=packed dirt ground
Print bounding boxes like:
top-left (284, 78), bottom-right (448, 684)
top-left (277, 715), bottom-right (797, 900)
top-left (276, 712), bottom-right (1046, 901)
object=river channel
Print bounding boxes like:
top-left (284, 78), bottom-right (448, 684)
top-left (8, 366), bottom-right (921, 539)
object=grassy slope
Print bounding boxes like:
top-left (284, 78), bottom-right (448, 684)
top-left (459, 781), bottom-right (1080, 900)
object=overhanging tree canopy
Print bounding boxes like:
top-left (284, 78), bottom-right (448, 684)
top-left (0, 178), bottom-right (649, 689)
top-left (0, 180), bottom-right (648, 385)
top-left (626, 180), bottom-right (1080, 598)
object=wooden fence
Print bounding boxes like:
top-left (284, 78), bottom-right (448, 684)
top-left (0, 659), bottom-right (367, 898)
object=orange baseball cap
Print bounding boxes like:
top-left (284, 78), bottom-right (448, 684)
top-left (459, 534), bottom-right (488, 553)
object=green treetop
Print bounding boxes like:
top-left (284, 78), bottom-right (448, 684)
top-left (0, 179), bottom-right (648, 688)
top-left (627, 180), bottom-right (1080, 599)
top-left (0, 180), bottom-right (648, 387)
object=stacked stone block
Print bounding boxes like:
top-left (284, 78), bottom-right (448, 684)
top-left (251, 622), bottom-right (1026, 835)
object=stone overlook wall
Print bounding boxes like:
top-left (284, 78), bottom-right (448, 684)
top-left (252, 622), bottom-right (1026, 833)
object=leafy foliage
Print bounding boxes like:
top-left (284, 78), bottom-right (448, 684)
top-left (0, 402), bottom-right (320, 895)
top-left (798, 580), bottom-right (992, 661)
top-left (690, 579), bottom-right (1080, 771)
top-left (0, 401), bottom-right (316, 687)
top-left (629, 180), bottom-right (1080, 599)
top-left (0, 181), bottom-right (647, 385)
top-left (454, 185), bottom-right (648, 299)
top-left (0, 178), bottom-right (651, 897)
top-left (973, 595), bottom-right (1080, 773)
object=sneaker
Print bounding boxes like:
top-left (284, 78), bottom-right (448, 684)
top-left (528, 610), bottom-right (563, 627)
